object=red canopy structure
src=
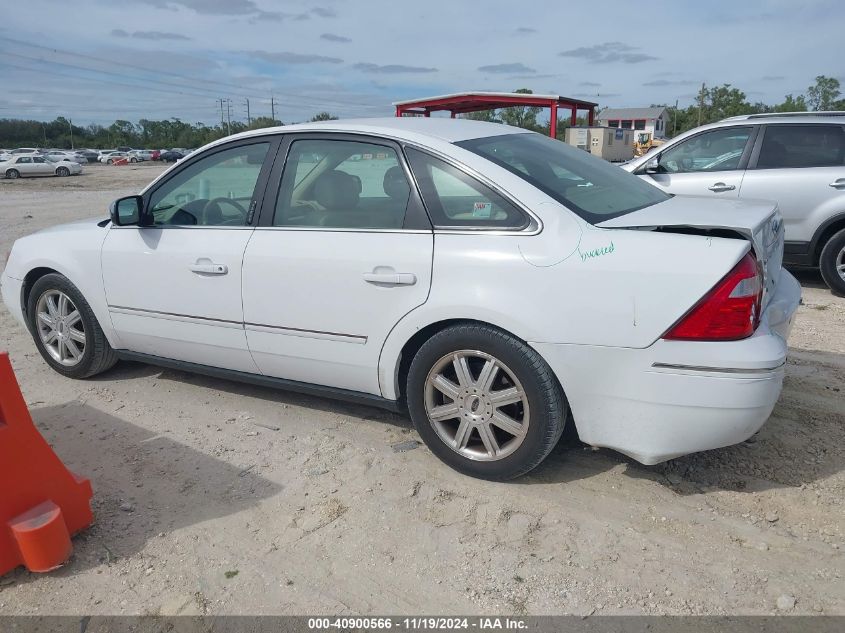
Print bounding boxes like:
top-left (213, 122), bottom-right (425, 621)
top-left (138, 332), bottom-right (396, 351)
top-left (394, 91), bottom-right (598, 139)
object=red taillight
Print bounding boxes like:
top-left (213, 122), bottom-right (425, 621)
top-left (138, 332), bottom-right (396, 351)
top-left (663, 253), bottom-right (762, 341)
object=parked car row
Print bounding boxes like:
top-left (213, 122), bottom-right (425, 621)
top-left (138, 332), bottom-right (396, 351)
top-left (0, 147), bottom-right (195, 166)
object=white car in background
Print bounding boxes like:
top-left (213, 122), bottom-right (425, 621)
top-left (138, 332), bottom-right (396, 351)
top-left (2, 154), bottom-right (80, 178)
top-left (0, 118), bottom-right (800, 479)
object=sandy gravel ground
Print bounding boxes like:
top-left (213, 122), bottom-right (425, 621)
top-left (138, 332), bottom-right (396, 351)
top-left (0, 163), bottom-right (842, 616)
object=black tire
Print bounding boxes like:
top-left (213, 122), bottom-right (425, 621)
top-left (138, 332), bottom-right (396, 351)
top-left (130, 157), bottom-right (137, 163)
top-left (6, 169), bottom-right (20, 179)
top-left (26, 273), bottom-right (118, 379)
top-left (819, 228), bottom-right (845, 296)
top-left (406, 323), bottom-right (568, 480)
top-left (56, 167), bottom-right (69, 177)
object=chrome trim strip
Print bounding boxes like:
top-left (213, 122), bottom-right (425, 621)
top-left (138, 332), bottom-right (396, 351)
top-left (650, 361), bottom-right (786, 374)
top-left (253, 227), bottom-right (430, 234)
top-left (109, 225), bottom-right (255, 230)
top-left (245, 322), bottom-right (367, 344)
top-left (109, 306), bottom-right (244, 329)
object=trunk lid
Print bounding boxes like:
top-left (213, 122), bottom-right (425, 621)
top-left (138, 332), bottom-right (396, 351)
top-left (597, 196), bottom-right (784, 310)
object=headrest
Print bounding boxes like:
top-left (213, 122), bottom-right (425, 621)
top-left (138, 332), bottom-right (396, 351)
top-left (313, 170), bottom-right (360, 210)
top-left (383, 165), bottom-right (410, 201)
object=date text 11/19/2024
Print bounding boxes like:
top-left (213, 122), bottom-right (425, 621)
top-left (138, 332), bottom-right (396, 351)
top-left (307, 617), bottom-right (528, 630)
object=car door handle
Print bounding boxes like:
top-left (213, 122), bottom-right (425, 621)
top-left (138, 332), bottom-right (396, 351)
top-left (189, 260), bottom-right (228, 275)
top-left (708, 182), bottom-right (736, 192)
top-left (829, 178), bottom-right (845, 189)
top-left (362, 271), bottom-right (417, 286)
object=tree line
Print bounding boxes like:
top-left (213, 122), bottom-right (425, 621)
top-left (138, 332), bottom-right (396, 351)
top-left (2, 75), bottom-right (842, 149)
top-left (0, 112), bottom-right (338, 150)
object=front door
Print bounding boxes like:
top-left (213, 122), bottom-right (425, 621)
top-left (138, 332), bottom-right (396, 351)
top-left (640, 125), bottom-right (756, 198)
top-left (101, 139), bottom-right (276, 372)
top-left (242, 135), bottom-right (433, 395)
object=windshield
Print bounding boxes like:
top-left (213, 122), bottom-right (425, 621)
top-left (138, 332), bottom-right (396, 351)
top-left (456, 133), bottom-right (669, 223)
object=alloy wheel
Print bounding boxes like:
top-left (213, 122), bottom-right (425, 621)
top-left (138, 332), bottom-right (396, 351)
top-left (424, 350), bottom-right (529, 461)
top-left (837, 246), bottom-right (845, 283)
top-left (35, 290), bottom-right (86, 366)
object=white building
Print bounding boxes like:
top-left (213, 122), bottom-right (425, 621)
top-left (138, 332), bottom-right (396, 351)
top-left (596, 107), bottom-right (669, 139)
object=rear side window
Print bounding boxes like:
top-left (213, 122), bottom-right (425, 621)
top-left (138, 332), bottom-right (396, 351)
top-left (405, 148), bottom-right (528, 229)
top-left (756, 125), bottom-right (845, 169)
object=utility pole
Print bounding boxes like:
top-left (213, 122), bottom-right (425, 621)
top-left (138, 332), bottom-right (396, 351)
top-left (270, 96), bottom-right (276, 124)
top-left (697, 82), bottom-right (706, 126)
top-left (225, 99), bottom-right (232, 135)
top-left (68, 118), bottom-right (74, 149)
top-left (244, 98), bottom-right (251, 126)
top-left (672, 99), bottom-right (678, 137)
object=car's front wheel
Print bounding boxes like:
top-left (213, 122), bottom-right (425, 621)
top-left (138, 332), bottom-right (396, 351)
top-left (406, 323), bottom-right (568, 480)
top-left (6, 169), bottom-right (20, 179)
top-left (820, 228), bottom-right (845, 296)
top-left (27, 273), bottom-right (118, 379)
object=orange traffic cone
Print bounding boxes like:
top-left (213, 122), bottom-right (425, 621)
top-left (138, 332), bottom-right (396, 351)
top-left (0, 353), bottom-right (93, 575)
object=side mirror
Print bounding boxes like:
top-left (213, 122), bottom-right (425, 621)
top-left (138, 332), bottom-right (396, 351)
top-left (644, 156), bottom-right (660, 174)
top-left (109, 195), bottom-right (143, 226)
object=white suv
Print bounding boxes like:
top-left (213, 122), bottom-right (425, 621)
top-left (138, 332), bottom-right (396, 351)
top-left (623, 113), bottom-right (845, 294)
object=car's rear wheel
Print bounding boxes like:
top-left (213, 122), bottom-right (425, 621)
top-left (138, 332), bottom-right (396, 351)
top-left (406, 323), bottom-right (568, 480)
top-left (56, 166), bottom-right (70, 177)
top-left (27, 274), bottom-right (118, 379)
top-left (6, 169), bottom-right (19, 179)
top-left (819, 228), bottom-right (845, 296)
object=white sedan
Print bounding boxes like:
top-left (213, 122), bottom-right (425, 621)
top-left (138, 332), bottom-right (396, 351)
top-left (2, 154), bottom-right (81, 178)
top-left (0, 118), bottom-right (801, 479)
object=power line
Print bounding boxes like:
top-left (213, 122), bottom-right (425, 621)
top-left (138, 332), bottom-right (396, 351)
top-left (0, 35), bottom-right (389, 112)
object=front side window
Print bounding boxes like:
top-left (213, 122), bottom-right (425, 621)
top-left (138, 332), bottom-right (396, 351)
top-left (147, 142), bottom-right (270, 227)
top-left (274, 139), bottom-right (411, 229)
top-left (657, 127), bottom-right (752, 174)
top-left (457, 133), bottom-right (669, 224)
top-left (33, 157), bottom-right (46, 164)
top-left (405, 148), bottom-right (528, 229)
top-left (756, 125), bottom-right (845, 169)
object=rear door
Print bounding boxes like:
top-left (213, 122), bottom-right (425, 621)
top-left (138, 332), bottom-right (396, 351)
top-left (241, 134), bottom-right (433, 395)
top-left (739, 123), bottom-right (845, 246)
top-left (637, 126), bottom-right (756, 197)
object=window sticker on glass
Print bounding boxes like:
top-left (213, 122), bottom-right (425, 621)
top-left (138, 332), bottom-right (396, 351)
top-left (472, 202), bottom-right (493, 218)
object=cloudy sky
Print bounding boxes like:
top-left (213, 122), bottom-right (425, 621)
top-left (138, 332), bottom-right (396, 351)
top-left (1, 0), bottom-right (843, 126)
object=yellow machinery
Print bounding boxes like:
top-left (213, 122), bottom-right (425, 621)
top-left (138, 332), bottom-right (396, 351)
top-left (633, 132), bottom-right (666, 157)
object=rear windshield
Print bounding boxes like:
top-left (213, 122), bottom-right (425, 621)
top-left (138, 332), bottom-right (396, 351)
top-left (456, 133), bottom-right (669, 223)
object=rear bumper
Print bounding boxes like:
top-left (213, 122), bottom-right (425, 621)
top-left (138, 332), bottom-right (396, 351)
top-left (533, 269), bottom-right (801, 465)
